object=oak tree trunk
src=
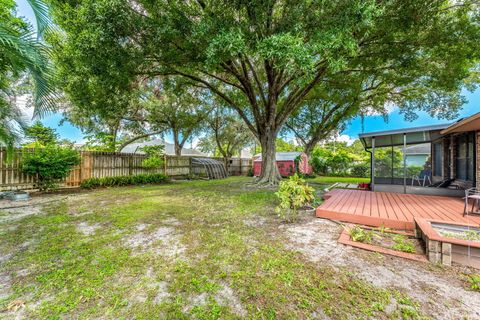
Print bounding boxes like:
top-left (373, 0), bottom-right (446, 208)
top-left (173, 131), bottom-right (182, 156)
top-left (256, 130), bottom-right (281, 185)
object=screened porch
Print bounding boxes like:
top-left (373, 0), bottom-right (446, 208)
top-left (359, 123), bottom-right (468, 197)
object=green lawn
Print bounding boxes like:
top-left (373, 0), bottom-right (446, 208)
top-left (0, 177), bottom-right (422, 319)
top-left (308, 176), bottom-right (370, 185)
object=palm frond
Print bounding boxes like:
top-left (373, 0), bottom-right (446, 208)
top-left (0, 24), bottom-right (57, 116)
top-left (25, 0), bottom-right (54, 38)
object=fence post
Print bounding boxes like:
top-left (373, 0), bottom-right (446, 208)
top-left (80, 152), bottom-right (93, 184)
top-left (164, 154), bottom-right (167, 175)
top-left (189, 156), bottom-right (193, 176)
top-left (128, 155), bottom-right (133, 176)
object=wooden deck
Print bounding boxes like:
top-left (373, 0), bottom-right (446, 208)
top-left (316, 189), bottom-right (480, 230)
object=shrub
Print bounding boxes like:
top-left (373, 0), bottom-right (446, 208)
top-left (141, 145), bottom-right (165, 169)
top-left (351, 162), bottom-right (369, 178)
top-left (21, 146), bottom-right (80, 191)
top-left (275, 174), bottom-right (315, 222)
top-left (80, 173), bottom-right (168, 189)
top-left (142, 156), bottom-right (164, 169)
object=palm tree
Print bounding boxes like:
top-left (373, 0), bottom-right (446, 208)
top-left (0, 0), bottom-right (55, 151)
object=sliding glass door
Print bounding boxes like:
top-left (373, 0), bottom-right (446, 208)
top-left (455, 132), bottom-right (475, 181)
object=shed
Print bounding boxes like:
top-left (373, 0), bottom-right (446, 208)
top-left (253, 152), bottom-right (312, 177)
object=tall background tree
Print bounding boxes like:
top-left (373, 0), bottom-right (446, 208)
top-left (198, 106), bottom-right (253, 161)
top-left (143, 80), bottom-right (210, 156)
top-left (48, 0), bottom-right (480, 184)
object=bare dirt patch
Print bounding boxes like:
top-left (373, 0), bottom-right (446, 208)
top-left (243, 216), bottom-right (267, 228)
top-left (123, 225), bottom-right (186, 258)
top-left (76, 222), bottom-right (101, 236)
top-left (282, 217), bottom-right (480, 320)
top-left (215, 283), bottom-right (247, 317)
top-left (0, 206), bottom-right (42, 224)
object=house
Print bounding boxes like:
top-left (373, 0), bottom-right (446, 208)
top-left (120, 139), bottom-right (206, 156)
top-left (253, 152), bottom-right (312, 177)
top-left (359, 112), bottom-right (480, 196)
top-left (405, 144), bottom-right (431, 167)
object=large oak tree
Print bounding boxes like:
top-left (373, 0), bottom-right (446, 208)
top-left (49, 0), bottom-right (480, 184)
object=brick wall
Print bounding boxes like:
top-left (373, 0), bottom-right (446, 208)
top-left (450, 135), bottom-right (456, 180)
top-left (442, 137), bottom-right (450, 180)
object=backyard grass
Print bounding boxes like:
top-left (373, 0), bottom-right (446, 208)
top-left (0, 177), bottom-right (424, 319)
top-left (308, 176), bottom-right (370, 185)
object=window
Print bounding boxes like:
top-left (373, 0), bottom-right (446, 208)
top-left (455, 132), bottom-right (475, 181)
top-left (433, 142), bottom-right (443, 177)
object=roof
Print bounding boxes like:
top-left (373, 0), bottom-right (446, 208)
top-left (253, 152), bottom-right (303, 162)
top-left (440, 112), bottom-right (480, 134)
top-left (120, 139), bottom-right (206, 156)
top-left (359, 123), bottom-right (451, 149)
top-left (405, 143), bottom-right (430, 155)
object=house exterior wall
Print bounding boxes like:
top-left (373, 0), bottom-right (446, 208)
top-left (477, 131), bottom-right (480, 188)
top-left (443, 137), bottom-right (450, 180)
top-left (450, 135), bottom-right (456, 180)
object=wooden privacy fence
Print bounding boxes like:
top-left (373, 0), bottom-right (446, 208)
top-left (0, 148), bottom-right (252, 191)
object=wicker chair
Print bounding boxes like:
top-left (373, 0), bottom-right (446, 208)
top-left (464, 188), bottom-right (480, 216)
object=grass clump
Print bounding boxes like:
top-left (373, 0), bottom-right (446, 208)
top-left (347, 225), bottom-right (375, 243)
top-left (391, 234), bottom-right (416, 253)
top-left (466, 274), bottom-right (480, 291)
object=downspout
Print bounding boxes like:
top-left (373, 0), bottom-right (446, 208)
top-left (475, 131), bottom-right (478, 188)
top-left (362, 137), bottom-right (375, 191)
top-left (403, 133), bottom-right (407, 194)
top-left (371, 137), bottom-right (376, 191)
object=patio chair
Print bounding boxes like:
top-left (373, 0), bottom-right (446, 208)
top-left (411, 169), bottom-right (432, 187)
top-left (463, 188), bottom-right (480, 216)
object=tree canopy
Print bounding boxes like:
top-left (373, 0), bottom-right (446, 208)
top-left (47, 0), bottom-right (480, 183)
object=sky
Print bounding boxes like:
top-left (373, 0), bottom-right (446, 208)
top-left (14, 0), bottom-right (480, 146)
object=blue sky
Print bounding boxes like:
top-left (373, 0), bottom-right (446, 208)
top-left (15, 0), bottom-right (480, 144)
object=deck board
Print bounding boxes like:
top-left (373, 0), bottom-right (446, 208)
top-left (316, 189), bottom-right (480, 230)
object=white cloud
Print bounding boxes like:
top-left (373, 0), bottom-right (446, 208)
top-left (363, 102), bottom-right (397, 117)
top-left (336, 134), bottom-right (356, 146)
top-left (16, 94), bottom-right (35, 120)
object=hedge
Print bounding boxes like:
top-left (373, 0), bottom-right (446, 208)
top-left (80, 173), bottom-right (169, 189)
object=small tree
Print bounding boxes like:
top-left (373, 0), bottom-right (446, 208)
top-left (275, 175), bottom-right (315, 223)
top-left (23, 121), bottom-right (59, 147)
top-left (21, 145), bottom-right (80, 191)
top-left (140, 145), bottom-right (165, 170)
